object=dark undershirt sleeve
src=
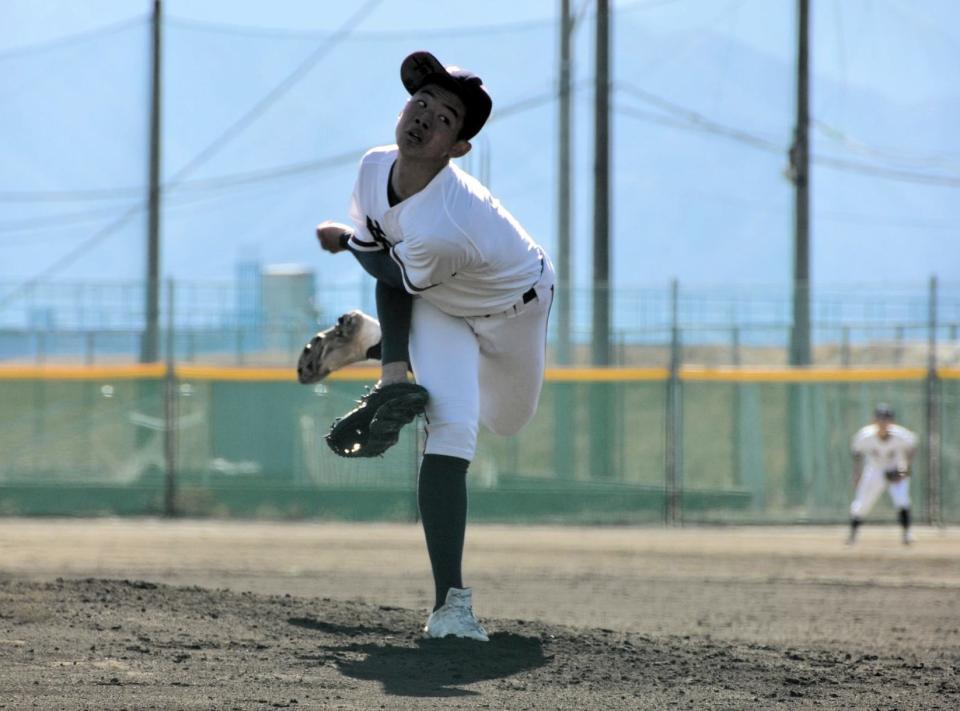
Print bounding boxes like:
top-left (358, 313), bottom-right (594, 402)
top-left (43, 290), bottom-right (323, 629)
top-left (343, 230), bottom-right (411, 366)
top-left (346, 240), bottom-right (405, 290)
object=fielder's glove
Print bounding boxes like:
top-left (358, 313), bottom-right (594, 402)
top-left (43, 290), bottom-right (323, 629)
top-left (325, 382), bottom-right (428, 458)
top-left (884, 467), bottom-right (908, 483)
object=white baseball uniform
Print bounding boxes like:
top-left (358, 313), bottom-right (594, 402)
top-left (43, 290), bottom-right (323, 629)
top-left (849, 423), bottom-right (918, 517)
top-left (347, 145), bottom-right (555, 460)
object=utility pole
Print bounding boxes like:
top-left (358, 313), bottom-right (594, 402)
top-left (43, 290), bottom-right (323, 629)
top-left (592, 0), bottom-right (611, 367)
top-left (786, 0), bottom-right (810, 505)
top-left (925, 275), bottom-right (941, 526)
top-left (554, 0), bottom-right (576, 480)
top-left (163, 279), bottom-right (177, 516)
top-left (557, 0), bottom-right (573, 366)
top-left (589, 0), bottom-right (613, 478)
top-left (665, 279), bottom-right (682, 524)
top-left (788, 0), bottom-right (810, 367)
top-left (142, 0), bottom-right (162, 363)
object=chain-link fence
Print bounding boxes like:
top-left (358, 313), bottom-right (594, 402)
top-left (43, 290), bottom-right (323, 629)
top-left (1, 278), bottom-right (959, 368)
top-left (2, 276), bottom-right (957, 523)
top-left (1, 363), bottom-right (956, 524)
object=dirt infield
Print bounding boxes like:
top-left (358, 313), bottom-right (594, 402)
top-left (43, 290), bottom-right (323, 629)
top-left (1, 520), bottom-right (959, 709)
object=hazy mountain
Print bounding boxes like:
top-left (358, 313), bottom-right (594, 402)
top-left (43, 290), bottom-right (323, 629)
top-left (1, 13), bottom-right (956, 299)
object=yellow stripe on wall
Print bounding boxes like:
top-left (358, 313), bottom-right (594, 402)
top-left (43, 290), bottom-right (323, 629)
top-left (546, 367), bottom-right (669, 381)
top-left (0, 364), bottom-right (166, 380)
top-left (1, 363), bottom-right (954, 382)
top-left (174, 365), bottom-right (380, 382)
top-left (175, 365), bottom-right (292, 382)
top-left (679, 366), bottom-right (928, 382)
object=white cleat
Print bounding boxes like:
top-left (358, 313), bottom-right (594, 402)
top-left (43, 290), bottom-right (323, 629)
top-left (297, 310), bottom-right (381, 384)
top-left (423, 587), bottom-right (489, 642)
top-left (902, 529), bottom-right (914, 546)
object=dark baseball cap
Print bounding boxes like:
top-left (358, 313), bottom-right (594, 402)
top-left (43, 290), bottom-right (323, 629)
top-left (874, 403), bottom-right (895, 420)
top-left (400, 51), bottom-right (493, 141)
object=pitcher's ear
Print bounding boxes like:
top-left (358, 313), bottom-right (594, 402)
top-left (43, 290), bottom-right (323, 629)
top-left (449, 140), bottom-right (472, 159)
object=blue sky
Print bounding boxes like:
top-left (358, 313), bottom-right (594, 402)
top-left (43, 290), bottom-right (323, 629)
top-left (6, 0), bottom-right (955, 104)
top-left (1, 0), bottom-right (958, 295)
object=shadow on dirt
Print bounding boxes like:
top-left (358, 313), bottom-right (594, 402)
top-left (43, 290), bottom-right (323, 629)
top-left (311, 631), bottom-right (550, 698)
top-left (288, 616), bottom-right (396, 637)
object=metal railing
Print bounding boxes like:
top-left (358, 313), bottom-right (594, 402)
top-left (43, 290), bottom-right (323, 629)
top-left (1, 277), bottom-right (958, 368)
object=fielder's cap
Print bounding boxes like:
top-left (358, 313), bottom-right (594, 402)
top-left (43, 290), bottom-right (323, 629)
top-left (874, 403), bottom-right (895, 419)
top-left (400, 51), bottom-right (492, 141)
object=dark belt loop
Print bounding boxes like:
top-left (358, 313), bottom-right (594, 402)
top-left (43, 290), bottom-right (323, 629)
top-left (483, 255), bottom-right (544, 317)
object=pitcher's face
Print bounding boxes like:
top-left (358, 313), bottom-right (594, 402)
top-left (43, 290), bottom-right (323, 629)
top-left (395, 85), bottom-right (469, 160)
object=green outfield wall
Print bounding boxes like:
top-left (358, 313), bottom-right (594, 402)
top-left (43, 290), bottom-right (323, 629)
top-left (0, 364), bottom-right (956, 524)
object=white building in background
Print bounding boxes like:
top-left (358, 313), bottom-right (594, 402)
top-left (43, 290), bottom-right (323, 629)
top-left (261, 264), bottom-right (316, 354)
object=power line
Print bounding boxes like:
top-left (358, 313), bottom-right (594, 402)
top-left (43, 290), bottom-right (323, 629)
top-left (14, 76), bottom-right (956, 241)
top-left (165, 0), bottom-right (382, 194)
top-left (619, 0), bottom-right (687, 11)
top-left (0, 79), bottom-right (574, 240)
top-left (490, 86), bottom-right (575, 122)
top-left (0, 15), bottom-right (147, 61)
top-left (682, 189), bottom-right (958, 233)
top-left (0, 0), bottom-right (384, 311)
top-left (0, 204), bottom-right (142, 245)
top-left (616, 85), bottom-right (960, 187)
top-left (813, 156), bottom-right (960, 187)
top-left (0, 187), bottom-right (143, 203)
top-left (615, 93), bottom-right (784, 152)
top-left (165, 14), bottom-right (550, 40)
top-left (163, 0), bottom-right (677, 41)
top-left (818, 208), bottom-right (958, 232)
top-left (175, 84), bottom-right (571, 192)
top-left (163, 87), bottom-right (565, 194)
top-left (0, 173), bottom-right (315, 242)
top-left (0, 204), bottom-right (140, 235)
top-left (617, 82), bottom-right (783, 145)
top-left (814, 119), bottom-right (960, 170)
top-left (0, 78), bottom-right (575, 207)
top-left (0, 151), bottom-right (362, 217)
top-left (170, 150), bottom-right (361, 195)
top-left (0, 203), bottom-right (146, 288)
top-left (0, 177), bottom-right (275, 238)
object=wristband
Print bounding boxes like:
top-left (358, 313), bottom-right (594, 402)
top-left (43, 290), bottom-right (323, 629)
top-left (338, 230), bottom-right (353, 250)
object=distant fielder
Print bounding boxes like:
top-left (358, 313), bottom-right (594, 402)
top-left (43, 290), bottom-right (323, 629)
top-left (847, 403), bottom-right (918, 545)
top-left (298, 51), bottom-right (554, 641)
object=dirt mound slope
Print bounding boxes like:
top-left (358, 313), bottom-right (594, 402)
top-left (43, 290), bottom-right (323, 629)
top-left (1, 577), bottom-right (957, 710)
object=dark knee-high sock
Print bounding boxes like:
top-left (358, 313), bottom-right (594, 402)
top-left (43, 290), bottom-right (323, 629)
top-left (850, 517), bottom-right (861, 534)
top-left (898, 508), bottom-right (910, 530)
top-left (418, 454), bottom-right (469, 610)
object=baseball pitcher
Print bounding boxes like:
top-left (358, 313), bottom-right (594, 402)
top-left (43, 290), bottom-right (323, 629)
top-left (298, 51), bottom-right (555, 641)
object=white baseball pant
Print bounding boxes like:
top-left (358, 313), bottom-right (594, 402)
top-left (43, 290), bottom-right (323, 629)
top-left (408, 262), bottom-right (555, 461)
top-left (850, 467), bottom-right (911, 518)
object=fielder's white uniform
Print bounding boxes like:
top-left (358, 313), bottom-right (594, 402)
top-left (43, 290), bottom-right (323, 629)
top-left (347, 146), bottom-right (555, 460)
top-left (849, 423), bottom-right (918, 518)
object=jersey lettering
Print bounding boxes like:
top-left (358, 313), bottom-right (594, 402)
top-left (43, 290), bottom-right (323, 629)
top-left (366, 216), bottom-right (390, 248)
